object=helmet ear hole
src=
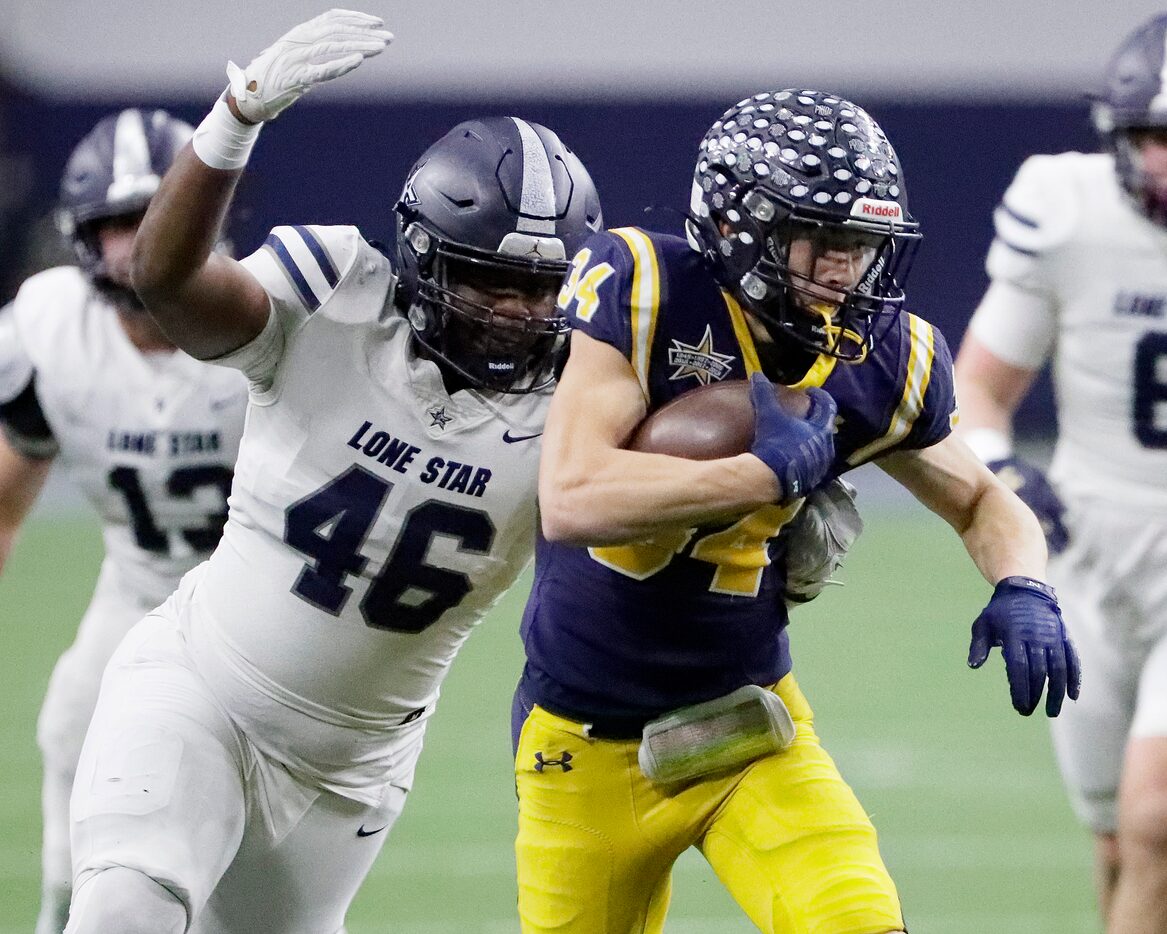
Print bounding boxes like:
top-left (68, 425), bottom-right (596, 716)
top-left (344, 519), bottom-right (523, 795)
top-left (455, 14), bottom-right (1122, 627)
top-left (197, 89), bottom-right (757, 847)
top-left (402, 222), bottom-right (438, 273)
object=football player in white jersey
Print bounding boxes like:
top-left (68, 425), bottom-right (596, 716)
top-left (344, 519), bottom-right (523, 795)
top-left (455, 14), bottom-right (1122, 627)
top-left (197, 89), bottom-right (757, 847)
top-left (62, 10), bottom-right (610, 934)
top-left (0, 108), bottom-right (249, 934)
top-left (954, 14), bottom-right (1167, 933)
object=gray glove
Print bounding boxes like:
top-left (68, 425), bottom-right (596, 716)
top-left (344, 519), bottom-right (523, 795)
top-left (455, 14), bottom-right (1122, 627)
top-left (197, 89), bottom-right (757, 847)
top-left (782, 478), bottom-right (863, 605)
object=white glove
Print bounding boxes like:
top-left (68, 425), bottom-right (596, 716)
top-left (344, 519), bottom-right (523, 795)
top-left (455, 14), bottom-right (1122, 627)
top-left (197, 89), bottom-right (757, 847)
top-left (782, 477), bottom-right (864, 605)
top-left (227, 9), bottom-right (393, 123)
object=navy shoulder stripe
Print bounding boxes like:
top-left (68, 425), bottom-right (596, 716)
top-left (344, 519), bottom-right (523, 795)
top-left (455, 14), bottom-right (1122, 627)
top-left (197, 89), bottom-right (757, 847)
top-left (997, 236), bottom-right (1040, 258)
top-left (1000, 202), bottom-right (1039, 229)
top-left (292, 225), bottom-right (340, 287)
top-left (264, 233), bottom-right (321, 311)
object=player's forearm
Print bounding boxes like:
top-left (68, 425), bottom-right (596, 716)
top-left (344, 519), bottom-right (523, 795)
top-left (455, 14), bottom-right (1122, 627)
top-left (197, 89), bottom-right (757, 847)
top-left (880, 436), bottom-right (1048, 584)
top-left (952, 336), bottom-right (1037, 439)
top-left (132, 145), bottom-right (240, 305)
top-left (958, 479), bottom-right (1049, 584)
top-left (0, 442), bottom-right (50, 574)
top-left (539, 449), bottom-right (779, 545)
top-left (953, 378), bottom-right (1014, 436)
top-left (131, 116), bottom-right (271, 361)
top-left (952, 378), bottom-right (1016, 463)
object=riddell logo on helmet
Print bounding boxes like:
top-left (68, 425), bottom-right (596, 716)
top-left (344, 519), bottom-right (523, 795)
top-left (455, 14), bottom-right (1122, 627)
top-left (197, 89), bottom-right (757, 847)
top-left (852, 199), bottom-right (902, 220)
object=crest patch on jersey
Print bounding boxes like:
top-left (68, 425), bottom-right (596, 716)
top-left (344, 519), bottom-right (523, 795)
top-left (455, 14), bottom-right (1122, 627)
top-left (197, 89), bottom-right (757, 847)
top-left (667, 325), bottom-right (736, 385)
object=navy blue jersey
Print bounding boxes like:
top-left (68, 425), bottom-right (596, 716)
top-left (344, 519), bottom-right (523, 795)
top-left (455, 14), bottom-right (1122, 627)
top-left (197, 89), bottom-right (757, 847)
top-left (520, 228), bottom-right (956, 724)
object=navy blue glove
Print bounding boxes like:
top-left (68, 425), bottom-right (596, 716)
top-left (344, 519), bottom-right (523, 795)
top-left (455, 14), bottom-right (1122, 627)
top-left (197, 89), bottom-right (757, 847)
top-left (749, 374), bottom-right (837, 504)
top-left (967, 575), bottom-right (1081, 717)
top-left (987, 457), bottom-right (1068, 555)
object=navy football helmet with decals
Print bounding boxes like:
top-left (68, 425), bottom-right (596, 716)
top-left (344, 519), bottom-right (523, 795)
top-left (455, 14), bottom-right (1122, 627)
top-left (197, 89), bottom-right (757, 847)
top-left (394, 117), bottom-right (602, 394)
top-left (57, 108), bottom-right (193, 308)
top-left (1092, 14), bottom-right (1167, 224)
top-left (686, 90), bottom-right (920, 365)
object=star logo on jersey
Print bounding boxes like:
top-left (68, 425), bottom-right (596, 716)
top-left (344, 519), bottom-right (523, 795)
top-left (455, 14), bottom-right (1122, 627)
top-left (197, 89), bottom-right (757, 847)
top-left (667, 325), bottom-right (735, 385)
top-left (428, 406), bottom-right (453, 430)
top-left (534, 751), bottom-right (573, 773)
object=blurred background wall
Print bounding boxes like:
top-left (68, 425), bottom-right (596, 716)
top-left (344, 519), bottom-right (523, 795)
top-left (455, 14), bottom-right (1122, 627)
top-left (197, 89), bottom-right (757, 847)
top-left (2, 0), bottom-right (1164, 436)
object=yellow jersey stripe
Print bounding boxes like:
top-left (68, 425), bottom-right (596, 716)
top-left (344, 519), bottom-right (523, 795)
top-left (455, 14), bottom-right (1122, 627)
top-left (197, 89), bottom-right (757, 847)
top-left (721, 291), bottom-right (837, 388)
top-left (788, 351), bottom-right (837, 390)
top-left (847, 315), bottom-right (936, 465)
top-left (612, 228), bottom-right (661, 398)
top-left (722, 291), bottom-right (763, 375)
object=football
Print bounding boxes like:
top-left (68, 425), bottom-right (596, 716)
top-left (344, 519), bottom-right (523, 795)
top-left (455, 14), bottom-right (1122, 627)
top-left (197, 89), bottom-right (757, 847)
top-left (627, 379), bottom-right (811, 459)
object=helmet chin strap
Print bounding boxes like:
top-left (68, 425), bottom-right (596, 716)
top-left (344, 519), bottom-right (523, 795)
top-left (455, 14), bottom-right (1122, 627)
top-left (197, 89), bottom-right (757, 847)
top-left (806, 302), bottom-right (869, 365)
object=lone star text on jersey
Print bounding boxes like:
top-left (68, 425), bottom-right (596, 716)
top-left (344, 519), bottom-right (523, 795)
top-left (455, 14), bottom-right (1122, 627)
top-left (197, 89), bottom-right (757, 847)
top-left (346, 419), bottom-right (493, 497)
top-left (107, 429), bottom-right (223, 456)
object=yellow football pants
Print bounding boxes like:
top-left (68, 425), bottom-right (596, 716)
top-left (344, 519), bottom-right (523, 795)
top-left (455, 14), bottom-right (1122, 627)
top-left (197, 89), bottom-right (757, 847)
top-left (514, 674), bottom-right (904, 934)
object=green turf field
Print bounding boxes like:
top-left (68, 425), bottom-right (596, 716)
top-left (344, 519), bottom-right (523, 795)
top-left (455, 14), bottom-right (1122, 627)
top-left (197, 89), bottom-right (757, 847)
top-left (0, 501), bottom-right (1099, 933)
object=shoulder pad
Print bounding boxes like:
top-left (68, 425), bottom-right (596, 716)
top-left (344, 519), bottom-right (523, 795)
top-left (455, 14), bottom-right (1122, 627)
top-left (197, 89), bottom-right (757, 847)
top-left (987, 153), bottom-right (1098, 268)
top-left (10, 266), bottom-right (90, 320)
top-left (556, 230), bottom-right (637, 323)
top-left (241, 224), bottom-right (365, 314)
top-left (6, 266), bottom-right (91, 374)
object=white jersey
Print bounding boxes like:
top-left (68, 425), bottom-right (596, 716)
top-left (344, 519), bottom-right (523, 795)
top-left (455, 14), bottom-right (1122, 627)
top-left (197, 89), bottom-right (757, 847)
top-left (183, 224), bottom-right (549, 799)
top-left (0, 267), bottom-right (248, 605)
top-left (971, 151), bottom-right (1167, 509)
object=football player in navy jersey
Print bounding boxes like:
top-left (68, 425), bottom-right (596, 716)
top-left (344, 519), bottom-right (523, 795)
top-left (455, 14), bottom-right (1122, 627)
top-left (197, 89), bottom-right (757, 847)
top-left (513, 89), bottom-right (1081, 934)
top-left (955, 15), bottom-right (1167, 932)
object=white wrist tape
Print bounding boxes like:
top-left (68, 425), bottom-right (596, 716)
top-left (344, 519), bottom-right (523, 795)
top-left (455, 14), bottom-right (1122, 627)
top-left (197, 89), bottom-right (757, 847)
top-left (964, 427), bottom-right (1013, 464)
top-left (192, 93), bottom-right (262, 171)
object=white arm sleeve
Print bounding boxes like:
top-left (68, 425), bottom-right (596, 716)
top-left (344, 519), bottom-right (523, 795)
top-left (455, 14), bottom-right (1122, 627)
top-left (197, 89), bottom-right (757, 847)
top-left (966, 278), bottom-right (1056, 370)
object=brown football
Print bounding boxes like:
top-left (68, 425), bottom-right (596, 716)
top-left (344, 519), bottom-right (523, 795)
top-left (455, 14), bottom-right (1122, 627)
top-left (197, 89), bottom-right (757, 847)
top-left (628, 379), bottom-right (811, 459)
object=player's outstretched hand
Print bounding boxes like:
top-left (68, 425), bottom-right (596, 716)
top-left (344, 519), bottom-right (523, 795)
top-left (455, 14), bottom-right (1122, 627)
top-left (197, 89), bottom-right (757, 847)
top-left (748, 373), bottom-right (836, 504)
top-left (227, 9), bottom-right (394, 123)
top-left (987, 456), bottom-right (1068, 554)
top-left (967, 575), bottom-right (1081, 717)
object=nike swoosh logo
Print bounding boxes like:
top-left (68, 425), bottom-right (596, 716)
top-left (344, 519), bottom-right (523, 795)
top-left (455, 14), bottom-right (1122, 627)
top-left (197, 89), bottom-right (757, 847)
top-left (357, 824), bottom-right (389, 838)
top-left (502, 430), bottom-right (543, 444)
